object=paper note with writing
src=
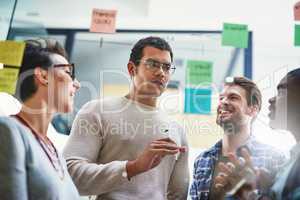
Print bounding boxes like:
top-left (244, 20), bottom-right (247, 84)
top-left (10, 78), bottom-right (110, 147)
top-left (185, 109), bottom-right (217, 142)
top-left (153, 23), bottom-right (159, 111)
top-left (186, 60), bottom-right (213, 86)
top-left (295, 2), bottom-right (300, 21)
top-left (0, 68), bottom-right (19, 94)
top-left (295, 24), bottom-right (300, 46)
top-left (184, 87), bottom-right (212, 114)
top-left (0, 40), bottom-right (25, 67)
top-left (90, 9), bottom-right (117, 33)
top-left (222, 23), bottom-right (249, 48)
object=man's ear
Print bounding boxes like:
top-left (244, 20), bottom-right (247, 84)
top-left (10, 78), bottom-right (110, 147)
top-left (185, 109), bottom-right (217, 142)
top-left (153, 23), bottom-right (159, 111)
top-left (247, 105), bottom-right (259, 117)
top-left (127, 61), bottom-right (136, 78)
top-left (34, 67), bottom-right (48, 86)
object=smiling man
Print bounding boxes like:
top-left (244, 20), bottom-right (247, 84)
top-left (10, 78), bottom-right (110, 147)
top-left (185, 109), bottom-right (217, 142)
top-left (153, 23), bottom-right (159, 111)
top-left (189, 77), bottom-right (286, 200)
top-left (213, 69), bottom-right (300, 200)
top-left (63, 37), bottom-right (189, 200)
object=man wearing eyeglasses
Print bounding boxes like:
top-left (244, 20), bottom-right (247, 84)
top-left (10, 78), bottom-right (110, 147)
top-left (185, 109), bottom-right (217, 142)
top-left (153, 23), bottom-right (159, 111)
top-left (63, 36), bottom-right (189, 200)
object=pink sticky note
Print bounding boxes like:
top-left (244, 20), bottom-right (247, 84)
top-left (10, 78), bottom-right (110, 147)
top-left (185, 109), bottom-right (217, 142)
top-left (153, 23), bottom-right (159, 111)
top-left (90, 9), bottom-right (117, 33)
top-left (294, 2), bottom-right (300, 21)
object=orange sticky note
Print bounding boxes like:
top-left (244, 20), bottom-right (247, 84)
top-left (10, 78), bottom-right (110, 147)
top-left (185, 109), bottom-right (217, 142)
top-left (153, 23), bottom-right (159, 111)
top-left (90, 9), bottom-right (117, 33)
top-left (295, 2), bottom-right (300, 21)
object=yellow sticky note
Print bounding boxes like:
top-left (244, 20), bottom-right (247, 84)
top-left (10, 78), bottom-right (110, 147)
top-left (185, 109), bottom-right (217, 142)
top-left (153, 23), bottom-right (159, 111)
top-left (0, 40), bottom-right (26, 67)
top-left (0, 68), bottom-right (19, 94)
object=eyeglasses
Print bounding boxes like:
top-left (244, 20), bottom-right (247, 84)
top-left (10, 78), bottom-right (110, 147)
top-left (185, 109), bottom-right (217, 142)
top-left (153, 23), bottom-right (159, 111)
top-left (139, 59), bottom-right (176, 75)
top-left (53, 63), bottom-right (75, 80)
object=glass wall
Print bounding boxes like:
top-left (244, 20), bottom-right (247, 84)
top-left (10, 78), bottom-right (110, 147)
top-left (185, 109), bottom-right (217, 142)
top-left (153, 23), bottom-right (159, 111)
top-left (7, 0), bottom-right (252, 150)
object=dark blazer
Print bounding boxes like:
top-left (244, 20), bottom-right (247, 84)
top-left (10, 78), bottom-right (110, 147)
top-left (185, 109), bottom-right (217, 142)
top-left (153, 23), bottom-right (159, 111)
top-left (282, 154), bottom-right (300, 199)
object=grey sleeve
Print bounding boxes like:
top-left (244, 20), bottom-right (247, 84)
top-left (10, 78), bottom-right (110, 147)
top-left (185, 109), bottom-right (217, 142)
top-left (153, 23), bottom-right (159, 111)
top-left (0, 119), bottom-right (28, 200)
top-left (63, 102), bottom-right (129, 196)
top-left (167, 126), bottom-right (190, 200)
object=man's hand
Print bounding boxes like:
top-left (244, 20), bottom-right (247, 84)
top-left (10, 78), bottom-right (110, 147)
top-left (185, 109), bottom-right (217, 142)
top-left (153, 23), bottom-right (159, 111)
top-left (255, 167), bottom-right (274, 191)
top-left (126, 138), bottom-right (186, 179)
top-left (213, 148), bottom-right (257, 200)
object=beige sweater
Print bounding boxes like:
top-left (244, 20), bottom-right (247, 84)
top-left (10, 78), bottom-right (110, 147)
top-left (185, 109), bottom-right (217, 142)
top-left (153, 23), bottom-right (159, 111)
top-left (63, 97), bottom-right (189, 200)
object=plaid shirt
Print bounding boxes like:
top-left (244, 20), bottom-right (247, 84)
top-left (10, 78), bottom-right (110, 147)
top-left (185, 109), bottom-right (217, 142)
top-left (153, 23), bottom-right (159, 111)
top-left (189, 137), bottom-right (287, 200)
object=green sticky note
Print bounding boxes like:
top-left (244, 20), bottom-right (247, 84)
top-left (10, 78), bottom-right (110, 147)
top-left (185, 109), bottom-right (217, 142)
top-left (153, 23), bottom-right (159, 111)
top-left (295, 24), bottom-right (300, 46)
top-left (222, 23), bottom-right (249, 48)
top-left (0, 40), bottom-right (26, 67)
top-left (186, 60), bottom-right (213, 85)
top-left (0, 68), bottom-right (19, 94)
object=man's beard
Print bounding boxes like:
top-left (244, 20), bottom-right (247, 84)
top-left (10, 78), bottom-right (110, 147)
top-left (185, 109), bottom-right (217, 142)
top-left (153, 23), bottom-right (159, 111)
top-left (217, 114), bottom-right (243, 135)
top-left (218, 121), bottom-right (237, 135)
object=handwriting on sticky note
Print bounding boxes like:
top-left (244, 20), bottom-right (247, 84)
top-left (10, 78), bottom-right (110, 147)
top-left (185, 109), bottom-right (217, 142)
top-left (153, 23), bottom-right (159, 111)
top-left (222, 23), bottom-right (249, 48)
top-left (0, 68), bottom-right (19, 94)
top-left (0, 41), bottom-right (25, 67)
top-left (90, 9), bottom-right (117, 33)
top-left (186, 60), bottom-right (213, 85)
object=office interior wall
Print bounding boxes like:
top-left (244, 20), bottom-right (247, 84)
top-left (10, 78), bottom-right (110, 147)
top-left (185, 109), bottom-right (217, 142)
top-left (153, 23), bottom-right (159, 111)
top-left (13, 0), bottom-right (300, 104)
top-left (9, 0), bottom-right (298, 150)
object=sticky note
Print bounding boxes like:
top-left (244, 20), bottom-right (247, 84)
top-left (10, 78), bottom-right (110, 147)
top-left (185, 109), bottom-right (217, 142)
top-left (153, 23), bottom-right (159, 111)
top-left (90, 9), bottom-right (117, 33)
top-left (295, 24), bottom-right (300, 46)
top-left (186, 60), bottom-right (213, 86)
top-left (184, 87), bottom-right (212, 114)
top-left (0, 68), bottom-right (19, 94)
top-left (222, 23), bottom-right (249, 48)
top-left (295, 2), bottom-right (300, 21)
top-left (0, 40), bottom-right (25, 67)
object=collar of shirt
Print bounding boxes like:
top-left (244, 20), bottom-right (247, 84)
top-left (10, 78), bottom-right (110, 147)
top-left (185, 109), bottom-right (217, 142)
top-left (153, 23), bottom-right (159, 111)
top-left (207, 135), bottom-right (256, 160)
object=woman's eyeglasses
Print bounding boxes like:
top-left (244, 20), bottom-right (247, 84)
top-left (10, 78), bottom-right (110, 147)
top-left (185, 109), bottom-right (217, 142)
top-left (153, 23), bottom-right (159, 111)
top-left (53, 63), bottom-right (75, 80)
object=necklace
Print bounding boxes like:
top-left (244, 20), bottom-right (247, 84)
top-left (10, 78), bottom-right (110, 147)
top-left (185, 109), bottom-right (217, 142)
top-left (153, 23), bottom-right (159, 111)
top-left (14, 114), bottom-right (65, 180)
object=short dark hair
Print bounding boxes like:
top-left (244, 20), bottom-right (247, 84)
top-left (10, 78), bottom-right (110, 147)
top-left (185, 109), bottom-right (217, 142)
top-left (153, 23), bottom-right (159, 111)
top-left (225, 76), bottom-right (262, 111)
top-left (129, 36), bottom-right (173, 65)
top-left (287, 68), bottom-right (300, 86)
top-left (15, 38), bottom-right (68, 102)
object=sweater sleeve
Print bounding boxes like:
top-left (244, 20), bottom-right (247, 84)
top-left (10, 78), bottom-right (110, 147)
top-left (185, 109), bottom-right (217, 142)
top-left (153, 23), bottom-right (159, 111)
top-left (0, 118), bottom-right (28, 200)
top-left (63, 101), bottom-right (129, 196)
top-left (167, 125), bottom-right (190, 200)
